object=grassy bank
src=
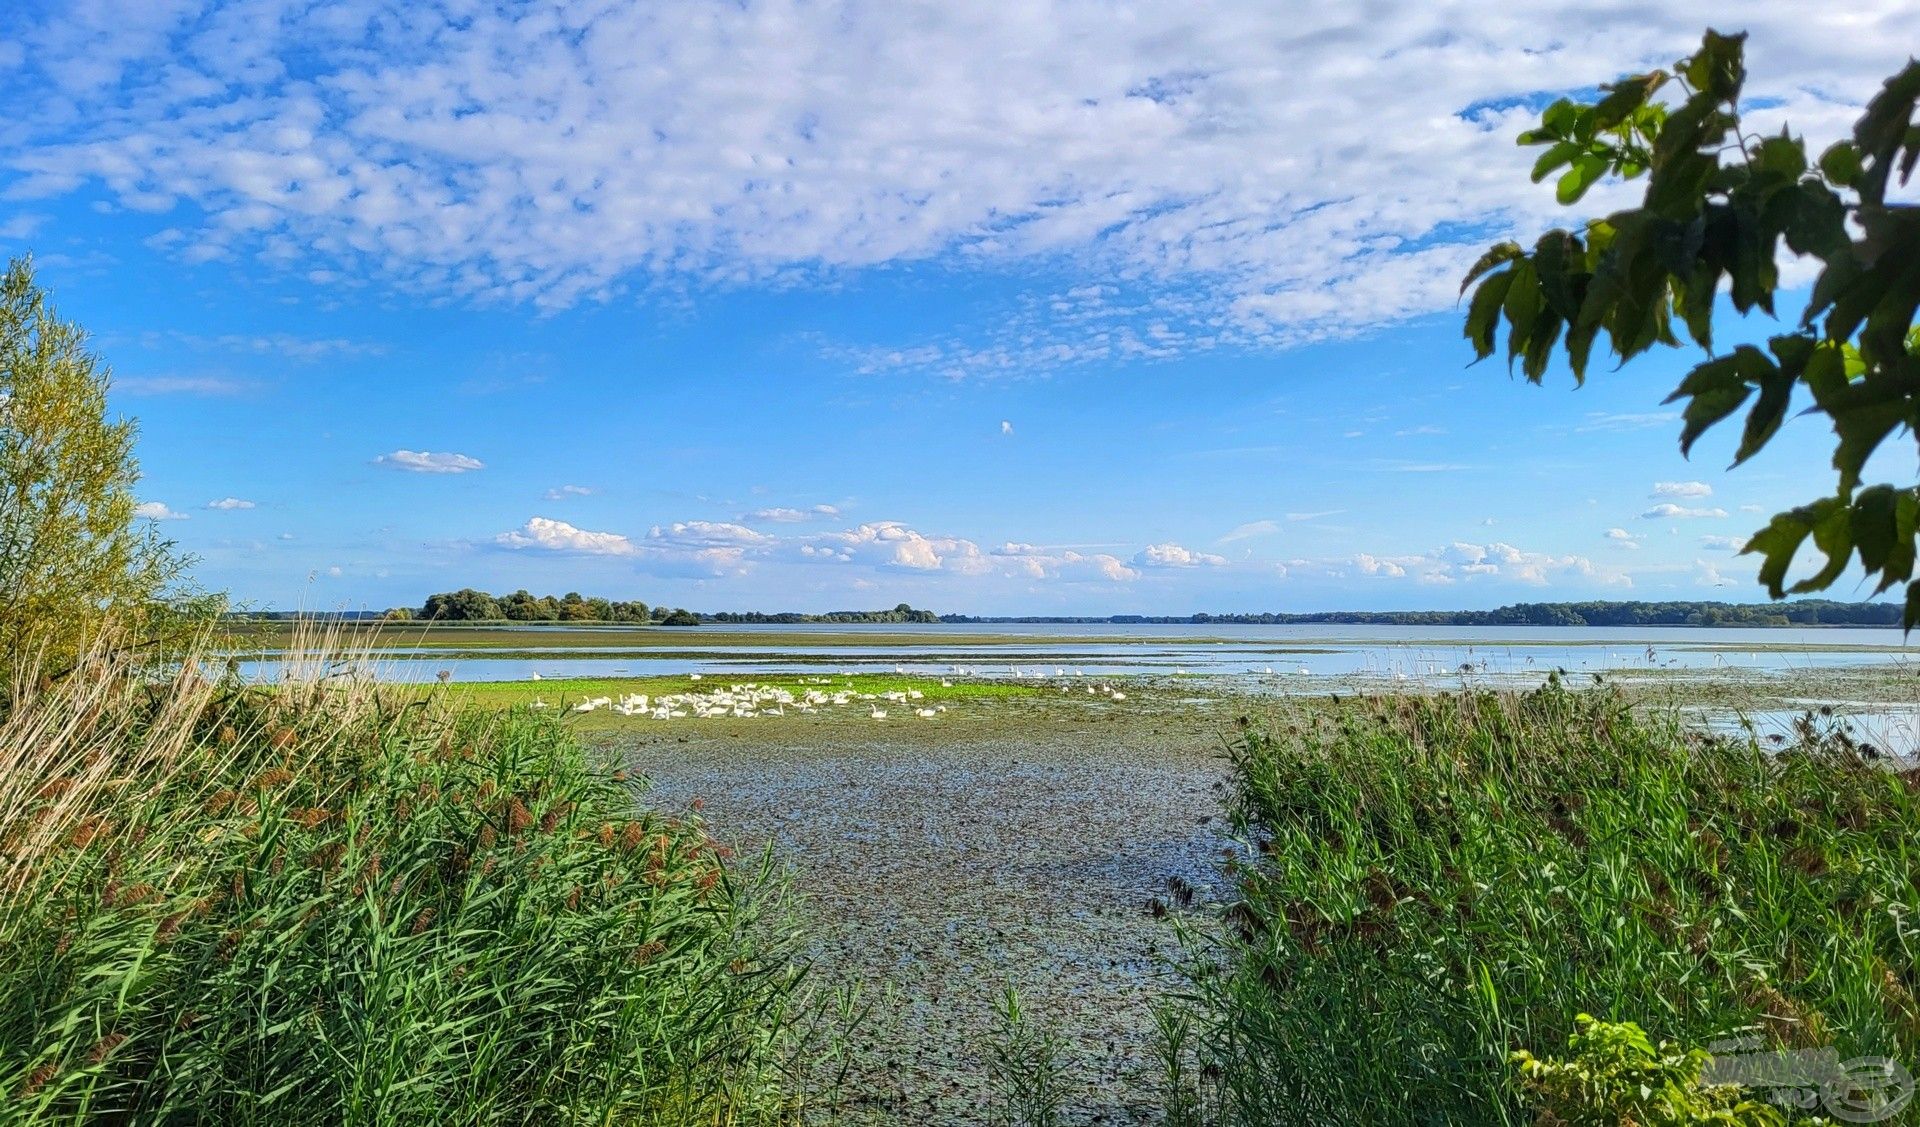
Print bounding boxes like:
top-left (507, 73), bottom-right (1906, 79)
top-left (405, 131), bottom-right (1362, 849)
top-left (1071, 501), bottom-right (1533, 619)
top-left (0, 644), bottom-right (811, 1125)
top-left (1169, 683), bottom-right (1920, 1124)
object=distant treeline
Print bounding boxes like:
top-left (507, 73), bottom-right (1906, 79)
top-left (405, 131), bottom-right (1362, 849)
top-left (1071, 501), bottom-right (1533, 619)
top-left (704, 603), bottom-right (940, 624)
top-left (231, 597), bottom-right (1901, 629)
top-left (337, 592), bottom-right (943, 627)
top-left (938, 599), bottom-right (1904, 627)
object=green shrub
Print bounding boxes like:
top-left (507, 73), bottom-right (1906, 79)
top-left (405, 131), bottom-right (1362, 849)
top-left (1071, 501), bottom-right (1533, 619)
top-left (0, 639), bottom-right (806, 1124)
top-left (1512, 1015), bottom-right (1784, 1126)
top-left (1169, 683), bottom-right (1920, 1125)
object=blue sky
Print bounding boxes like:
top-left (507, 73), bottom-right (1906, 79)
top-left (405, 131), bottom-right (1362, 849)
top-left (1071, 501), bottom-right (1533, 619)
top-left (2, 1), bottom-right (1912, 614)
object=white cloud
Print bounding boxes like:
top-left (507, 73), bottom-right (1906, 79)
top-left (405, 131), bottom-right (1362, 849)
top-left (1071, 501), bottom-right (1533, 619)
top-left (1000, 420), bottom-right (1014, 436)
top-left (1642, 503), bottom-right (1729, 520)
top-left (116, 375), bottom-right (252, 395)
top-left (1604, 527), bottom-right (1640, 549)
top-left (1219, 519), bottom-right (1279, 543)
top-left (1303, 539), bottom-right (1626, 588)
top-left (1651, 481), bottom-right (1713, 499)
top-left (205, 497), bottom-right (254, 510)
top-left (809, 521), bottom-right (991, 574)
top-left (1699, 534), bottom-right (1748, 551)
top-left (374, 450), bottom-right (485, 474)
top-left (1133, 542), bottom-right (1227, 569)
top-left (1355, 553), bottom-right (1408, 578)
top-left (543, 484), bottom-right (592, 500)
top-left (495, 516), bottom-right (636, 555)
top-left (1286, 510), bottom-right (1344, 522)
top-left (1575, 411), bottom-right (1677, 433)
top-left (744, 504), bottom-right (840, 523)
top-left (5, 2), bottom-right (1906, 364)
top-left (134, 500), bottom-right (187, 521)
top-left (991, 541), bottom-right (1139, 582)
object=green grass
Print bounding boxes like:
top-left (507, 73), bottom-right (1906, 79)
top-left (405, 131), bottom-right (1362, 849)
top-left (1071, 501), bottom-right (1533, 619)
top-left (431, 673), bottom-right (1037, 714)
top-left (0, 647), bottom-right (814, 1125)
top-left (1167, 681), bottom-right (1920, 1125)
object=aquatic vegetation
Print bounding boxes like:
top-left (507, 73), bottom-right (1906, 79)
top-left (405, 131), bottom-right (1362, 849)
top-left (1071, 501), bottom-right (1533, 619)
top-left (1169, 682), bottom-right (1920, 1125)
top-left (0, 640), bottom-right (809, 1125)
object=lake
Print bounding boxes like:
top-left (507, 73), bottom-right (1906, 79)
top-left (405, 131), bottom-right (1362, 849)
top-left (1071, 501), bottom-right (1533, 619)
top-left (244, 621), bottom-right (1918, 685)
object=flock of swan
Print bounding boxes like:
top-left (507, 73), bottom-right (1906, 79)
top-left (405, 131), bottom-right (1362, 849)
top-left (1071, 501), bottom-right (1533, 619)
top-left (532, 677), bottom-right (952, 721)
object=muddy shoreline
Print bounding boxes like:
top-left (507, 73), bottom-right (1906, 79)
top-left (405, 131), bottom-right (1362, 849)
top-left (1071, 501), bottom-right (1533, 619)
top-left (607, 699), bottom-right (1239, 1124)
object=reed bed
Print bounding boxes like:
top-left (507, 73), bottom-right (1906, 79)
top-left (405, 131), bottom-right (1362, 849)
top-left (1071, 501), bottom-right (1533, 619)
top-left (0, 631), bottom-right (808, 1125)
top-left (1168, 682), bottom-right (1920, 1125)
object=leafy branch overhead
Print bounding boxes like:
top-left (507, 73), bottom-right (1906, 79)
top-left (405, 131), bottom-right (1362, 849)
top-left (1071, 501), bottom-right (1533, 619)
top-left (1462, 31), bottom-right (1920, 623)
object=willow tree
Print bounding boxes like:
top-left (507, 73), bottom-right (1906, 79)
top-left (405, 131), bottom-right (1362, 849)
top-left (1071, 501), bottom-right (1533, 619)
top-left (1463, 32), bottom-right (1920, 621)
top-left (0, 256), bottom-right (181, 675)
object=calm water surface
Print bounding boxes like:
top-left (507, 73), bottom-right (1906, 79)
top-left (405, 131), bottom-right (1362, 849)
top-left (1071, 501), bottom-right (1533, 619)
top-left (242, 622), bottom-right (1917, 684)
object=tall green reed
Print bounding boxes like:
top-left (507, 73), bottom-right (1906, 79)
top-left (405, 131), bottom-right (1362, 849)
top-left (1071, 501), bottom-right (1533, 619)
top-left (1168, 682), bottom-right (1920, 1125)
top-left (0, 629), bottom-right (809, 1125)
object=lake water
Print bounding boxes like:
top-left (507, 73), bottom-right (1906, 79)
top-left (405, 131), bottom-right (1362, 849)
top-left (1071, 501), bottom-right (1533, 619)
top-left (247, 622), bottom-right (1918, 684)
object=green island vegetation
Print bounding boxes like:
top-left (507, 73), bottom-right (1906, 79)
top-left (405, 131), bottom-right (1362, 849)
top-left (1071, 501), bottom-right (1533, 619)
top-left (6, 26), bottom-right (1920, 1127)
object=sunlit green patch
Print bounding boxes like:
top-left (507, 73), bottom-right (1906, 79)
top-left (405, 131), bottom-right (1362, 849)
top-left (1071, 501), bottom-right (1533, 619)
top-left (431, 673), bottom-right (1039, 712)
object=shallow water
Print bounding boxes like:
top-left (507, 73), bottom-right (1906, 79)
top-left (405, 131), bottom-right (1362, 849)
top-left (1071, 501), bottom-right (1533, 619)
top-left (237, 622), bottom-right (1917, 685)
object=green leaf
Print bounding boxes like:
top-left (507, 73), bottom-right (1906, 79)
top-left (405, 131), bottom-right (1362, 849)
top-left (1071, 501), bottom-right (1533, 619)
top-left (1591, 72), bottom-right (1669, 131)
top-left (1665, 346), bottom-right (1770, 456)
top-left (1531, 141), bottom-right (1582, 183)
top-left (1850, 485), bottom-right (1903, 581)
top-left (1853, 61), bottom-right (1920, 202)
top-left (1463, 270), bottom-right (1515, 360)
top-left (1819, 141), bottom-right (1863, 187)
top-left (1532, 231), bottom-right (1583, 321)
top-left (1791, 501), bottom-right (1855, 594)
top-left (1555, 154), bottom-right (1608, 205)
top-left (1460, 242), bottom-right (1523, 296)
top-left (1502, 261), bottom-right (1543, 369)
top-left (1734, 371), bottom-right (1792, 465)
top-left (1543, 98), bottom-right (1578, 136)
top-left (1681, 30), bottom-right (1747, 103)
top-left (1744, 502), bottom-right (1830, 598)
top-left (1755, 134), bottom-right (1807, 179)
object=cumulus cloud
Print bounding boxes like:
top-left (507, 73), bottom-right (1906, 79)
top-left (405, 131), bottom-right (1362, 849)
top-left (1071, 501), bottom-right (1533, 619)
top-left (1133, 543), bottom-right (1227, 569)
top-left (1642, 503), bottom-right (1728, 520)
top-left (1651, 481), bottom-right (1713, 499)
top-left (1000, 420), bottom-right (1014, 436)
top-left (134, 500), bottom-right (187, 521)
top-left (634, 521), bottom-right (775, 576)
top-left (1699, 534), bottom-right (1748, 551)
top-left (495, 516), bottom-right (636, 555)
top-left (1304, 539), bottom-right (1626, 588)
top-left (543, 484), bottom-right (592, 500)
top-left (374, 450), bottom-right (485, 474)
top-left (4, 2), bottom-right (1906, 366)
top-left (807, 522), bottom-right (991, 574)
top-left (991, 541), bottom-right (1139, 582)
top-left (206, 497), bottom-right (254, 510)
top-left (1604, 527), bottom-right (1640, 549)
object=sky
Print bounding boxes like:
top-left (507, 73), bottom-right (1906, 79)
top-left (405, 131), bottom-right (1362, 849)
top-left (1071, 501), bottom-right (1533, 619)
top-left (1, 1), bottom-right (1914, 615)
